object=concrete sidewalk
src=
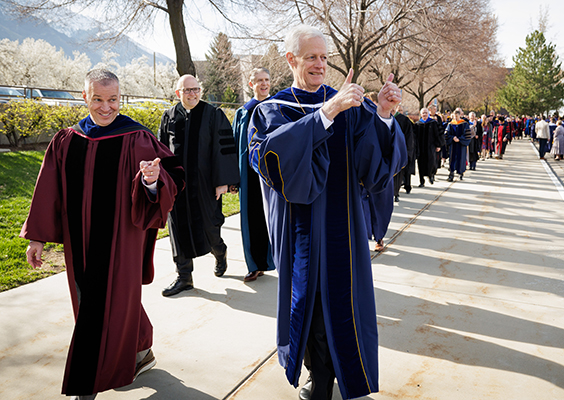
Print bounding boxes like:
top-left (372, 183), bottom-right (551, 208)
top-left (1, 139), bottom-right (563, 399)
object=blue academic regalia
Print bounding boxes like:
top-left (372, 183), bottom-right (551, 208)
top-left (361, 183), bottom-right (394, 242)
top-left (232, 99), bottom-right (275, 273)
top-left (248, 85), bottom-right (407, 399)
top-left (445, 120), bottom-right (471, 174)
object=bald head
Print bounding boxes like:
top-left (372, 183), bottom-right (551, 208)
top-left (175, 75), bottom-right (201, 110)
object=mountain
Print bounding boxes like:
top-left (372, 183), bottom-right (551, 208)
top-left (0, 5), bottom-right (174, 66)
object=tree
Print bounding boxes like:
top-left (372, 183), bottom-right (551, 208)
top-left (260, 43), bottom-right (293, 96)
top-left (203, 32), bottom-right (241, 103)
top-left (364, 0), bottom-right (503, 112)
top-left (285, 0), bottom-right (421, 83)
top-left (497, 30), bottom-right (564, 116)
top-left (3, 0), bottom-right (249, 77)
top-left (222, 86), bottom-right (238, 105)
top-left (0, 38), bottom-right (91, 89)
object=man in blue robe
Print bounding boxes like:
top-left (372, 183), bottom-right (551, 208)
top-left (445, 109), bottom-right (471, 181)
top-left (232, 67), bottom-right (276, 281)
top-left (248, 25), bottom-right (407, 400)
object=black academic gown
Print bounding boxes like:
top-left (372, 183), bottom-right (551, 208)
top-left (159, 101), bottom-right (239, 259)
top-left (393, 113), bottom-right (415, 196)
top-left (414, 118), bottom-right (445, 178)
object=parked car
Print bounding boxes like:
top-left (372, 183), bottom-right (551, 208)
top-left (25, 88), bottom-right (84, 107)
top-left (0, 87), bottom-right (25, 103)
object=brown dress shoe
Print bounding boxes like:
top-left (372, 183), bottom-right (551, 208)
top-left (244, 270), bottom-right (264, 282)
top-left (374, 239), bottom-right (384, 252)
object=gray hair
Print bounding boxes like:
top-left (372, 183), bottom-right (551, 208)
top-left (85, 69), bottom-right (119, 91)
top-left (285, 24), bottom-right (327, 55)
top-left (249, 67), bottom-right (270, 83)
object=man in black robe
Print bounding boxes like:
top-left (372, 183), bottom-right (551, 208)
top-left (414, 107), bottom-right (444, 187)
top-left (393, 105), bottom-right (415, 201)
top-left (159, 75), bottom-right (239, 296)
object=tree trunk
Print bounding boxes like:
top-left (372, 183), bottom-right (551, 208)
top-left (166, 0), bottom-right (196, 76)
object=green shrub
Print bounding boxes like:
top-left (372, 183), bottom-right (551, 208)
top-left (51, 105), bottom-right (89, 131)
top-left (0, 100), bottom-right (56, 147)
top-left (120, 103), bottom-right (173, 136)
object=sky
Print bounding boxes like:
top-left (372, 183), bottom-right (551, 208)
top-left (490, 0), bottom-right (563, 66)
top-left (134, 0), bottom-right (564, 67)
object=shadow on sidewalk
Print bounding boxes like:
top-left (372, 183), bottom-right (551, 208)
top-left (376, 287), bottom-right (564, 389)
top-left (115, 369), bottom-right (218, 399)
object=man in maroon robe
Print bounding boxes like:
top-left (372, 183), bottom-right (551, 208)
top-left (20, 69), bottom-right (184, 399)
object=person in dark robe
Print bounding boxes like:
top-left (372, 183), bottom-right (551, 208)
top-left (248, 25), bottom-right (407, 400)
top-left (20, 69), bottom-right (184, 400)
top-left (467, 112), bottom-right (481, 170)
top-left (159, 75), bottom-right (240, 296)
top-left (429, 105), bottom-right (445, 169)
top-left (232, 67), bottom-right (275, 282)
top-left (414, 107), bottom-right (444, 187)
top-left (445, 109), bottom-right (471, 181)
top-left (548, 117), bottom-right (557, 153)
top-left (481, 115), bottom-right (494, 159)
top-left (392, 104), bottom-right (416, 202)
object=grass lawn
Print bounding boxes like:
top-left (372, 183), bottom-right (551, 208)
top-left (0, 150), bottom-right (240, 292)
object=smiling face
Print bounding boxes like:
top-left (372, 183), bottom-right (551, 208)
top-left (420, 108), bottom-right (429, 120)
top-left (287, 35), bottom-right (327, 92)
top-left (175, 75), bottom-right (201, 110)
top-left (250, 71), bottom-right (271, 101)
top-left (82, 80), bottom-right (120, 127)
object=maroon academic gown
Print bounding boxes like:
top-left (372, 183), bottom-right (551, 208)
top-left (20, 115), bottom-right (183, 395)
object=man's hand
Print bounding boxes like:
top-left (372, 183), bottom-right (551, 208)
top-left (453, 136), bottom-right (460, 142)
top-left (377, 73), bottom-right (402, 119)
top-left (228, 185), bottom-right (239, 195)
top-left (26, 241), bottom-right (44, 269)
top-left (215, 185), bottom-right (228, 200)
top-left (140, 158), bottom-right (161, 185)
top-left (321, 69), bottom-right (365, 121)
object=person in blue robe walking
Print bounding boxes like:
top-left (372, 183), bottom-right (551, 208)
top-left (232, 67), bottom-right (276, 281)
top-left (248, 25), bottom-right (407, 400)
top-left (445, 109), bottom-right (471, 181)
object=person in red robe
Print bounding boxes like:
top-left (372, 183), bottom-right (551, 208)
top-left (20, 69), bottom-right (184, 400)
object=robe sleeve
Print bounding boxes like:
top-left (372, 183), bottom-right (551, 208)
top-left (248, 105), bottom-right (333, 204)
top-left (432, 121), bottom-right (445, 147)
top-left (352, 103), bottom-right (407, 194)
top-left (130, 132), bottom-right (184, 231)
top-left (20, 131), bottom-right (66, 243)
top-left (445, 124), bottom-right (455, 145)
top-left (232, 107), bottom-right (245, 165)
top-left (211, 107), bottom-right (239, 188)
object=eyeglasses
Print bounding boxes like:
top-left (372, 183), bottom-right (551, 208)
top-left (178, 87), bottom-right (201, 94)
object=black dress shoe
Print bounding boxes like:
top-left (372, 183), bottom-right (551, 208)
top-left (244, 270), bottom-right (264, 282)
top-left (394, 195), bottom-right (399, 202)
top-left (418, 183), bottom-right (425, 188)
top-left (162, 276), bottom-right (193, 297)
top-left (447, 176), bottom-right (454, 182)
top-left (405, 187), bottom-right (411, 194)
top-left (429, 176), bottom-right (434, 184)
top-left (299, 376), bottom-right (312, 400)
top-left (214, 251), bottom-right (228, 277)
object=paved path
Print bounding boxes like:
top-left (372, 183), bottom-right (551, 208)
top-left (1, 139), bottom-right (563, 400)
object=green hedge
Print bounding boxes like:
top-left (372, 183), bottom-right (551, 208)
top-left (0, 101), bottom-right (238, 146)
